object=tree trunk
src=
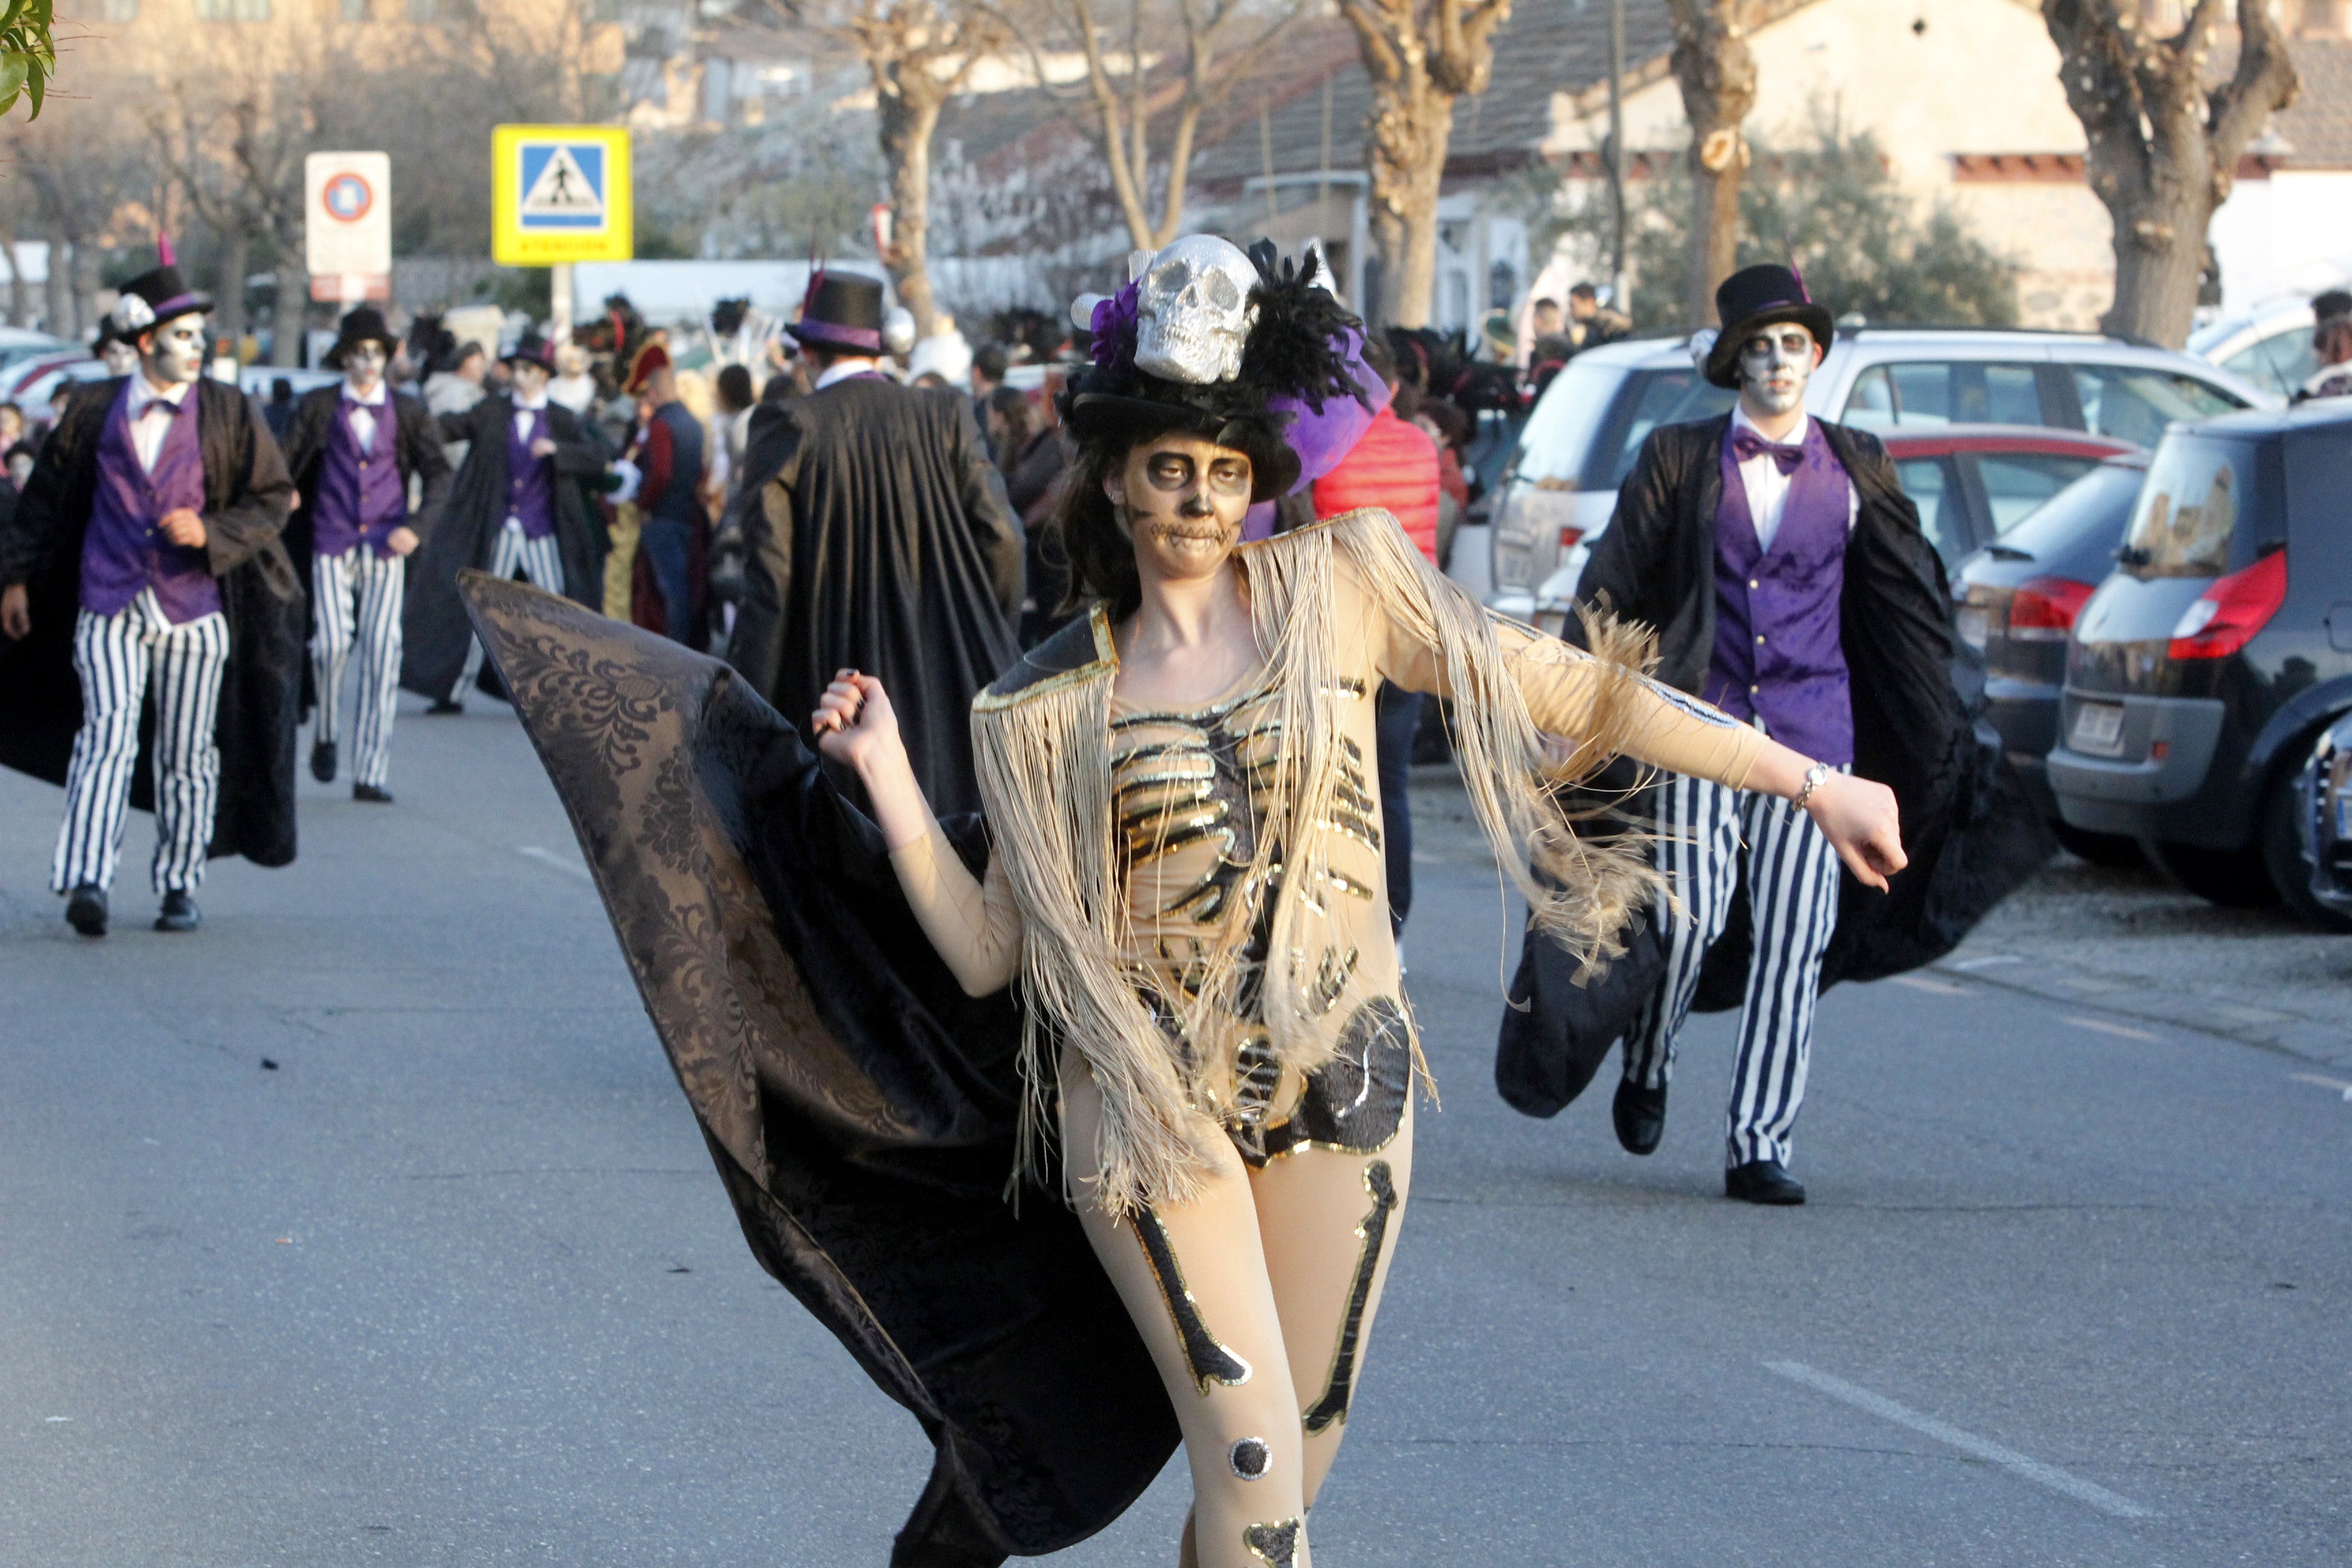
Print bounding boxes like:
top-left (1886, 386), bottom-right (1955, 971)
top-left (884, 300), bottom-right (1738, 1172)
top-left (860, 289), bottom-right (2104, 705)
top-left (878, 77), bottom-right (943, 342)
top-left (71, 241), bottom-right (102, 341)
top-left (44, 224), bottom-right (73, 339)
top-left (0, 235), bottom-right (20, 327)
top-left (216, 227), bottom-right (250, 355)
top-left (1361, 75), bottom-right (1452, 329)
top-left (2044, 0), bottom-right (2300, 349)
top-left (1667, 1), bottom-right (1758, 327)
top-left (272, 259), bottom-right (306, 368)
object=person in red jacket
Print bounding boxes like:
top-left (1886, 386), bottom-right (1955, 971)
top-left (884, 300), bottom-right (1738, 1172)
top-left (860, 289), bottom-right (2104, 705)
top-left (1309, 333), bottom-right (1443, 932)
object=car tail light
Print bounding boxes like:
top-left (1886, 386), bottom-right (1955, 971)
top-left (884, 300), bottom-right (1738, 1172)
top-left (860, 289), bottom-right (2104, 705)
top-left (2006, 576), bottom-right (2095, 640)
top-left (1558, 526), bottom-right (1584, 551)
top-left (2168, 549), bottom-right (2287, 660)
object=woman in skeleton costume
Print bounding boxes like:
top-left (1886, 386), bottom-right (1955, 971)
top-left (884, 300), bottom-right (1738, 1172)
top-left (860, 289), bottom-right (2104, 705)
top-left (806, 239), bottom-right (1908, 1568)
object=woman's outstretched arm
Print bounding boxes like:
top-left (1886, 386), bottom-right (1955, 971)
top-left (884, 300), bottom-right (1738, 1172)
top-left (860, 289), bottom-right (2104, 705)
top-left (813, 672), bottom-right (1023, 995)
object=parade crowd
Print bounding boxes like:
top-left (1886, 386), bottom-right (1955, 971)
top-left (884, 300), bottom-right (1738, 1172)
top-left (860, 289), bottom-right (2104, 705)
top-left (0, 237), bottom-right (2047, 1568)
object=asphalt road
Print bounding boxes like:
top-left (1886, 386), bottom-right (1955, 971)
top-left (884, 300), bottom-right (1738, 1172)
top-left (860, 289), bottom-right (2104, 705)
top-left (2, 697), bottom-right (2348, 1567)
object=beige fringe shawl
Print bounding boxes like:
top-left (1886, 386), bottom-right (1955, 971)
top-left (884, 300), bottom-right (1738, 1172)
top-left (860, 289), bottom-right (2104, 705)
top-left (970, 508), bottom-right (1661, 1215)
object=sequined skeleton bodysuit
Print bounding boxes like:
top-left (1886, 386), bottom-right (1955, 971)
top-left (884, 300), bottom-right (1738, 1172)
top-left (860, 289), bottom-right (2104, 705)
top-left (1111, 674), bottom-right (1403, 1164)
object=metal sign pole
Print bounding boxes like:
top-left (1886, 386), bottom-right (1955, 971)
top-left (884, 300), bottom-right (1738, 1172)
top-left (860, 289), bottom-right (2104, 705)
top-left (551, 262), bottom-right (574, 343)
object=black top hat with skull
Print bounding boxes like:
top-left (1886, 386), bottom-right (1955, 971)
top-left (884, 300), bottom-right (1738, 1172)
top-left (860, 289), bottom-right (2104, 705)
top-left (1060, 237), bottom-right (1364, 503)
top-left (1701, 263), bottom-right (1837, 389)
top-left (108, 236), bottom-right (212, 347)
top-left (323, 305), bottom-right (399, 371)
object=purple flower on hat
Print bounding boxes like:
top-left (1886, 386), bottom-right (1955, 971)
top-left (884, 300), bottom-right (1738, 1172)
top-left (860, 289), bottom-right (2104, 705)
top-left (1090, 282), bottom-right (1140, 372)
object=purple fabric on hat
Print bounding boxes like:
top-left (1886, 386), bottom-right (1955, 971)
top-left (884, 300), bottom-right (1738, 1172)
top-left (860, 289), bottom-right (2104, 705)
top-left (1090, 283), bottom-right (1140, 373)
top-left (1241, 330), bottom-right (1390, 540)
top-left (791, 316), bottom-right (885, 353)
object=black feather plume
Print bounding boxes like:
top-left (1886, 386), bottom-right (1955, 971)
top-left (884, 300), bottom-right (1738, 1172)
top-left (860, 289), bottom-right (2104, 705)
top-left (1241, 240), bottom-right (1370, 414)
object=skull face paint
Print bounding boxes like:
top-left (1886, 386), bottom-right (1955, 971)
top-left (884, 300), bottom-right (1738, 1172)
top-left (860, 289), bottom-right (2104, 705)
top-left (142, 314), bottom-right (210, 387)
top-left (1735, 324), bottom-right (1818, 419)
top-left (342, 340), bottom-right (389, 396)
top-left (1104, 431), bottom-right (1254, 585)
top-left (99, 340), bottom-right (141, 377)
top-left (1134, 235), bottom-right (1260, 385)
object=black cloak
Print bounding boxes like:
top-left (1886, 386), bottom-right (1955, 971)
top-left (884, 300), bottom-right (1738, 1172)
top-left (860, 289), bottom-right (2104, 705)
top-left (458, 572), bottom-right (1175, 1566)
top-left (727, 376), bottom-right (1024, 819)
top-left (1497, 415), bottom-right (2052, 1117)
top-left (402, 394), bottom-right (606, 702)
top-left (0, 376), bottom-right (302, 867)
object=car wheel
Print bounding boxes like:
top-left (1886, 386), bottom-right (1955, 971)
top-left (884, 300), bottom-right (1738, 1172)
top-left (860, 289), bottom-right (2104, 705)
top-left (2259, 760), bottom-right (2352, 932)
top-left (2052, 823), bottom-right (2144, 869)
top-left (2145, 838), bottom-right (2278, 909)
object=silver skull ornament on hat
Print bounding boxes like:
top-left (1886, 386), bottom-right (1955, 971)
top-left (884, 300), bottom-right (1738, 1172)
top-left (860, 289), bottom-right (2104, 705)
top-left (1134, 235), bottom-right (1260, 385)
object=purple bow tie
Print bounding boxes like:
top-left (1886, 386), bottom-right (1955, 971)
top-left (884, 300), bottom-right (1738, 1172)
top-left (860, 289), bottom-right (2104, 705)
top-left (1731, 428), bottom-right (1806, 474)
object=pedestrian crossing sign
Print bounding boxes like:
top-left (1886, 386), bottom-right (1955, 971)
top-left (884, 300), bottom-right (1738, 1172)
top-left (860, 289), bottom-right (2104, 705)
top-left (493, 125), bottom-right (632, 266)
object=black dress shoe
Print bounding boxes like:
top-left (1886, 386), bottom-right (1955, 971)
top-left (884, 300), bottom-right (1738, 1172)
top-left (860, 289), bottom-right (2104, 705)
top-left (154, 890), bottom-right (201, 933)
top-left (1612, 1077), bottom-right (1667, 1156)
top-left (426, 698), bottom-right (464, 715)
top-left (65, 883), bottom-right (107, 937)
top-left (353, 782), bottom-right (394, 804)
top-left (310, 739), bottom-right (338, 783)
top-left (1725, 1159), bottom-right (1806, 1205)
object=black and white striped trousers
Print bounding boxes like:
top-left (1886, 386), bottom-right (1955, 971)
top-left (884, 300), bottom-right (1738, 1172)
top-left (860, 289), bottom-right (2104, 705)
top-left (312, 545), bottom-right (404, 787)
top-left (52, 590), bottom-right (230, 895)
top-left (1624, 769), bottom-right (1844, 1169)
top-left (454, 519), bottom-right (563, 699)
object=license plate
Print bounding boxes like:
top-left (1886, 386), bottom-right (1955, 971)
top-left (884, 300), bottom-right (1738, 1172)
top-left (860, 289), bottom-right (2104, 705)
top-left (2071, 701), bottom-right (2125, 757)
top-left (1956, 606), bottom-right (1991, 650)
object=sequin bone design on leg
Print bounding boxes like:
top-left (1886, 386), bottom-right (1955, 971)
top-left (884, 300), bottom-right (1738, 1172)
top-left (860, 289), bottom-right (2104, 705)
top-left (1130, 1204), bottom-right (1255, 1394)
top-left (1243, 1516), bottom-right (1305, 1567)
top-left (1301, 1158), bottom-right (1399, 1436)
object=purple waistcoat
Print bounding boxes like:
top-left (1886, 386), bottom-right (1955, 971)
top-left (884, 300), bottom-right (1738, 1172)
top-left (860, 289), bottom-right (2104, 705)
top-left (312, 395), bottom-right (409, 558)
top-left (505, 404), bottom-right (557, 541)
top-left (80, 380), bottom-right (218, 624)
top-left (1701, 418), bottom-right (1854, 767)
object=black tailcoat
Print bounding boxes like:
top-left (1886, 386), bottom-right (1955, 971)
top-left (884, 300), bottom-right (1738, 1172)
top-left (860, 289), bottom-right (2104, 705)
top-left (0, 376), bottom-right (301, 867)
top-left (461, 573), bottom-right (1174, 1565)
top-left (402, 394), bottom-right (604, 700)
top-left (1498, 414), bottom-right (2052, 1116)
top-left (729, 376), bottom-right (1024, 818)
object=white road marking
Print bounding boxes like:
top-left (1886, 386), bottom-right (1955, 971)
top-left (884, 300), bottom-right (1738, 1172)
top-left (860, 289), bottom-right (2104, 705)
top-left (1765, 1360), bottom-right (2153, 1520)
top-left (1889, 974), bottom-right (1967, 995)
top-left (516, 845), bottom-right (593, 883)
top-left (2288, 1072), bottom-right (2352, 1101)
top-left (1947, 954), bottom-right (2021, 971)
top-left (2063, 1016), bottom-right (2159, 1042)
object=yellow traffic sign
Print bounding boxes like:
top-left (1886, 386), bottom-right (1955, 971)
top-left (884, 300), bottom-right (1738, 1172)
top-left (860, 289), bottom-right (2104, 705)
top-left (492, 125), bottom-right (632, 267)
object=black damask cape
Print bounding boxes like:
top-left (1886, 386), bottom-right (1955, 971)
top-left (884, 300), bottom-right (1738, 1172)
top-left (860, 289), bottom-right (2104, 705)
top-left (459, 572), bottom-right (1175, 1566)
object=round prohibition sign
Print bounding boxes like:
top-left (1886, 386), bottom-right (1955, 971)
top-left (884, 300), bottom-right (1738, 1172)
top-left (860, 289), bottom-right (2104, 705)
top-left (322, 172), bottom-right (374, 224)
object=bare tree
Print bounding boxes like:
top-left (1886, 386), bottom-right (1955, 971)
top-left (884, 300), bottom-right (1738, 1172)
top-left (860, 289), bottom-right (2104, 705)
top-left (1007, 0), bottom-right (1306, 252)
top-left (1665, 0), bottom-right (1760, 327)
top-left (1337, 0), bottom-right (1511, 327)
top-left (2044, 0), bottom-right (2298, 347)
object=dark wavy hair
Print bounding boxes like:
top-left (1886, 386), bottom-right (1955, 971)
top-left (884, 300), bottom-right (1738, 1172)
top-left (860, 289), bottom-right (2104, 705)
top-left (1047, 436), bottom-right (1142, 620)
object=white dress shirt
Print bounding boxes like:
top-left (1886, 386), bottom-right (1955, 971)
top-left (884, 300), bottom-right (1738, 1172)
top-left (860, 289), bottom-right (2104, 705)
top-left (123, 374), bottom-right (195, 475)
top-left (1729, 403), bottom-right (1859, 553)
top-left (512, 394), bottom-right (550, 445)
top-left (343, 377), bottom-right (387, 456)
top-left (815, 358), bottom-right (884, 390)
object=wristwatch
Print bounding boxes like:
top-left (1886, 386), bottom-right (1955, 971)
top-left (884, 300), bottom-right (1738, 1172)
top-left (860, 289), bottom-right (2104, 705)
top-left (1793, 762), bottom-right (1831, 811)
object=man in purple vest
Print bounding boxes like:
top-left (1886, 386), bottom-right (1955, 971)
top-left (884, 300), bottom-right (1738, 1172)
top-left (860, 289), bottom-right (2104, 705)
top-left (0, 254), bottom-right (299, 936)
top-left (402, 331), bottom-right (608, 711)
top-left (280, 305), bottom-right (453, 802)
top-left (1578, 264), bottom-right (1957, 1205)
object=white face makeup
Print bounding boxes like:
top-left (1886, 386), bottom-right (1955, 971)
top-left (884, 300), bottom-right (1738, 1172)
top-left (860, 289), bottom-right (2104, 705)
top-left (343, 340), bottom-right (388, 393)
top-left (99, 340), bottom-right (141, 376)
top-left (1105, 431), bottom-right (1254, 583)
top-left (1736, 323), bottom-right (1818, 418)
top-left (142, 315), bottom-right (209, 387)
top-left (510, 361), bottom-right (550, 399)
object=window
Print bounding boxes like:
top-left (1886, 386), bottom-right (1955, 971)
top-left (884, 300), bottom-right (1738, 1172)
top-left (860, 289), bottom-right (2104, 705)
top-left (1896, 457), bottom-right (1963, 564)
top-left (1855, 360), bottom-right (2044, 428)
top-left (1976, 453), bottom-right (2102, 534)
top-left (340, 0), bottom-right (366, 17)
top-left (195, 0), bottom-right (267, 16)
top-left (1844, 365), bottom-right (1895, 428)
top-left (2070, 366), bottom-right (2240, 447)
top-left (2121, 436), bottom-right (2265, 578)
top-left (99, 0), bottom-right (138, 17)
top-left (1584, 369), bottom-right (1736, 489)
top-left (405, 0), bottom-right (436, 17)
top-left (2221, 329), bottom-right (2318, 400)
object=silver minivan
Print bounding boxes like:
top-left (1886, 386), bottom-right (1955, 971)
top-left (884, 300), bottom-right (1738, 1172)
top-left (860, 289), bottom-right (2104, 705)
top-left (1469, 327), bottom-right (2276, 618)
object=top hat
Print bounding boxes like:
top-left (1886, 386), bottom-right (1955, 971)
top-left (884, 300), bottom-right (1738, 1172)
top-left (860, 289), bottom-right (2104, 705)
top-left (109, 263), bottom-right (212, 342)
top-left (789, 269), bottom-right (887, 355)
top-left (625, 340), bottom-right (672, 394)
top-left (503, 330), bottom-right (556, 370)
top-left (323, 305), bottom-right (399, 370)
top-left (1702, 263), bottom-right (1836, 389)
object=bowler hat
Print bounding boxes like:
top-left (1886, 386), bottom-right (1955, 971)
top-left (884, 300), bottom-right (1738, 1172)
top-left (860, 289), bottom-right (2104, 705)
top-left (323, 305), bottom-right (399, 370)
top-left (1702, 263), bottom-right (1835, 389)
top-left (789, 269), bottom-right (887, 354)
